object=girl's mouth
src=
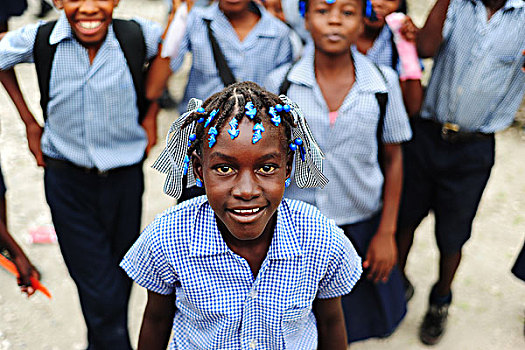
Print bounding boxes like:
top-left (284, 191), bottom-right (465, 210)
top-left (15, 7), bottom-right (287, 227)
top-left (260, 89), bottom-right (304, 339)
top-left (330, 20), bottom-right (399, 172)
top-left (228, 206), bottom-right (266, 223)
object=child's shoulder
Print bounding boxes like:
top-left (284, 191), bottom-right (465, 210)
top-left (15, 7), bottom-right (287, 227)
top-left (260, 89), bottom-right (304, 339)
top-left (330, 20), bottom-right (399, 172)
top-left (354, 48), bottom-right (399, 90)
top-left (283, 198), bottom-right (345, 245)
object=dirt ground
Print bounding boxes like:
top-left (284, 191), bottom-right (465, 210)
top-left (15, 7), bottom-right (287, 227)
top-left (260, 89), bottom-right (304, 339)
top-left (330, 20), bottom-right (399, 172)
top-left (0, 1), bottom-right (524, 349)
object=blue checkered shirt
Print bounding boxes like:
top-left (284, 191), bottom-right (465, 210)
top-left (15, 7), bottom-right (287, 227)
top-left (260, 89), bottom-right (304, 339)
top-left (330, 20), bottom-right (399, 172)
top-left (265, 48), bottom-right (412, 225)
top-left (0, 13), bottom-right (162, 171)
top-left (421, 0), bottom-right (525, 133)
top-left (170, 2), bottom-right (293, 114)
top-left (121, 196), bottom-right (362, 350)
top-left (362, 25), bottom-right (396, 70)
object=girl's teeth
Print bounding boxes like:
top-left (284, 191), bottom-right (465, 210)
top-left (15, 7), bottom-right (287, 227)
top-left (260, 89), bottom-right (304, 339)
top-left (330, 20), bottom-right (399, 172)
top-left (79, 21), bottom-right (102, 29)
top-left (233, 208), bottom-right (260, 214)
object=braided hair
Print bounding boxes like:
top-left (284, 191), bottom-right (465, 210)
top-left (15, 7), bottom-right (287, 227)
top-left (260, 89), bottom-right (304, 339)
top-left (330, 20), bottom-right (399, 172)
top-left (181, 81), bottom-right (296, 158)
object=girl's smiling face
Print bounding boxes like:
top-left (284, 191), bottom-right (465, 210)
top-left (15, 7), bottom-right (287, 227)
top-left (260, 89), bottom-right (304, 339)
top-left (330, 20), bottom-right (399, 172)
top-left (193, 115), bottom-right (292, 242)
top-left (364, 0), bottom-right (401, 29)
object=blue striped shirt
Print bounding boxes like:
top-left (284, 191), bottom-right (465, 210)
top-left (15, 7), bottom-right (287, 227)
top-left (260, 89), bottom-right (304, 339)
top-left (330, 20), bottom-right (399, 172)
top-left (0, 14), bottom-right (162, 171)
top-left (265, 48), bottom-right (412, 225)
top-left (421, 0), bottom-right (525, 133)
top-left (121, 196), bottom-right (362, 350)
top-left (170, 2), bottom-right (293, 114)
top-left (362, 25), bottom-right (396, 70)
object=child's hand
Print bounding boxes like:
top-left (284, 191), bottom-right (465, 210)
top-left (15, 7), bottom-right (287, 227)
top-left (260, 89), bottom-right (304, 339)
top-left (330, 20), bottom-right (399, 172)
top-left (400, 16), bottom-right (419, 43)
top-left (13, 253), bottom-right (41, 297)
top-left (25, 122), bottom-right (45, 167)
top-left (362, 229), bottom-right (397, 283)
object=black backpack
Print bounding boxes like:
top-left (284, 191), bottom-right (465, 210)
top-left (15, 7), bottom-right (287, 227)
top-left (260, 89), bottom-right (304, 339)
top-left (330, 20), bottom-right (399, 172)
top-left (33, 19), bottom-right (150, 122)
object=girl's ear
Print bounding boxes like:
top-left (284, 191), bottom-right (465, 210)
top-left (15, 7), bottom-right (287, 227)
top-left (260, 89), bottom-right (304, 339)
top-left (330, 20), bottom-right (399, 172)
top-left (53, 0), bottom-right (63, 10)
top-left (192, 151), bottom-right (204, 184)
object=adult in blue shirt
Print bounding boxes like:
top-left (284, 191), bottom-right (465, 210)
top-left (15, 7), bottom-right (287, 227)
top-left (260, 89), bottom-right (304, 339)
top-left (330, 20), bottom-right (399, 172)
top-left (396, 0), bottom-right (525, 345)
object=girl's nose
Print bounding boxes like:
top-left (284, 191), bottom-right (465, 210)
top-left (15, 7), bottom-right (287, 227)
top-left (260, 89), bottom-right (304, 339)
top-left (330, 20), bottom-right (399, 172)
top-left (231, 171), bottom-right (262, 200)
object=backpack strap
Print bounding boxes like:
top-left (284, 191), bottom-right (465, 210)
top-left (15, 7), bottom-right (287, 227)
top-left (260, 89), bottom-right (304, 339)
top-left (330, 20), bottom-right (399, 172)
top-left (112, 19), bottom-right (149, 123)
top-left (203, 19), bottom-right (236, 87)
top-left (389, 30), bottom-right (399, 72)
top-left (33, 20), bottom-right (58, 121)
top-left (373, 63), bottom-right (389, 175)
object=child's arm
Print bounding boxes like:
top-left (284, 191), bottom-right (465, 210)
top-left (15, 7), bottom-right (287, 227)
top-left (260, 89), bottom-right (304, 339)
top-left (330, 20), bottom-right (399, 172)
top-left (0, 69), bottom-right (45, 166)
top-left (141, 101), bottom-right (160, 156)
top-left (138, 290), bottom-right (176, 350)
top-left (399, 80), bottom-right (423, 117)
top-left (0, 221), bottom-right (40, 296)
top-left (363, 143), bottom-right (402, 283)
top-left (313, 297), bottom-right (347, 350)
top-left (146, 0), bottom-right (192, 101)
top-left (416, 0), bottom-right (451, 58)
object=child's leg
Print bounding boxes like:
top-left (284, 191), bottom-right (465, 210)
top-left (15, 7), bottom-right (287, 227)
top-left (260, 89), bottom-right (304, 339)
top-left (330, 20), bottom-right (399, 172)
top-left (43, 160), bottom-right (143, 350)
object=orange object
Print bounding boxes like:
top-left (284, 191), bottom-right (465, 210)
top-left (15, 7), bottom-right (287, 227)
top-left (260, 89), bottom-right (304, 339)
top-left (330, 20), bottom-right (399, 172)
top-left (0, 254), bottom-right (52, 299)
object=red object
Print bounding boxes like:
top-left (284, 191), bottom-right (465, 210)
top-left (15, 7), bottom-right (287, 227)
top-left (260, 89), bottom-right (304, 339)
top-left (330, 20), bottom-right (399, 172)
top-left (0, 254), bottom-right (52, 299)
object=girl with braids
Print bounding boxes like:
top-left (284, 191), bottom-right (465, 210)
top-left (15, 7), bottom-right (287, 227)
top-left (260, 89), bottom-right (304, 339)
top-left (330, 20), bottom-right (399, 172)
top-left (266, 0), bottom-right (412, 343)
top-left (121, 82), bottom-right (362, 349)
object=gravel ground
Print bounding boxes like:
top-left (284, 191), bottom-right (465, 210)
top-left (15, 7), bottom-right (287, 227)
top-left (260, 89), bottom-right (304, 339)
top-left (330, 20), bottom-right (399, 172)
top-left (0, 1), bottom-right (523, 349)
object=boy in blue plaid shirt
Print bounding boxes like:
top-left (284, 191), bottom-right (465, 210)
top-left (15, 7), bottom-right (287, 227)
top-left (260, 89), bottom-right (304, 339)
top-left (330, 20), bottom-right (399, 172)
top-left (121, 82), bottom-right (362, 349)
top-left (0, 0), bottom-right (161, 348)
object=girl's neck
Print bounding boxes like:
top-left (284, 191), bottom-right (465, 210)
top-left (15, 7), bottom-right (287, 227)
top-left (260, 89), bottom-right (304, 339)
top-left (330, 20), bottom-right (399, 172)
top-left (222, 7), bottom-right (260, 41)
top-left (314, 49), bottom-right (354, 77)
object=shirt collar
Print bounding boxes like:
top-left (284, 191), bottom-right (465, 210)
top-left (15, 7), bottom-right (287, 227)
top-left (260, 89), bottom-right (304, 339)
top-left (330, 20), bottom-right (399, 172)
top-left (471, 0), bottom-right (524, 10)
top-left (202, 1), bottom-right (281, 38)
top-left (288, 46), bottom-right (388, 93)
top-left (49, 12), bottom-right (119, 47)
top-left (189, 199), bottom-right (302, 260)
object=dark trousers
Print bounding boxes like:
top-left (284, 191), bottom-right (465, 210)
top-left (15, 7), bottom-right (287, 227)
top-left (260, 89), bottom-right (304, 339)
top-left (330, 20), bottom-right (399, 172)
top-left (44, 158), bottom-right (144, 350)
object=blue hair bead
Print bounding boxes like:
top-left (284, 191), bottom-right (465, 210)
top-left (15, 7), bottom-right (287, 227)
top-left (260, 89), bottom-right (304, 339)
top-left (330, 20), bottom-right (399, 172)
top-left (283, 104), bottom-right (291, 113)
top-left (197, 117), bottom-right (205, 123)
top-left (299, 146), bottom-right (306, 161)
top-left (325, 0), bottom-right (336, 4)
top-left (195, 178), bottom-right (203, 188)
top-left (208, 127), bottom-right (218, 148)
top-left (197, 107), bottom-right (205, 114)
top-left (204, 109), bottom-right (219, 128)
top-left (189, 134), bottom-right (196, 141)
top-left (245, 102), bottom-right (257, 119)
top-left (252, 123), bottom-right (265, 144)
top-left (228, 118), bottom-right (240, 139)
top-left (182, 155), bottom-right (190, 175)
top-left (275, 104), bottom-right (283, 112)
top-left (285, 178), bottom-right (291, 188)
top-left (294, 138), bottom-right (303, 146)
top-left (269, 106), bottom-right (281, 127)
top-left (299, 1), bottom-right (306, 17)
top-left (289, 143), bottom-right (297, 151)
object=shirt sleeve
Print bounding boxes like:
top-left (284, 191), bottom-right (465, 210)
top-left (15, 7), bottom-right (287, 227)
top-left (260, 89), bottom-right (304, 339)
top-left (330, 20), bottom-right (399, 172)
top-left (0, 22), bottom-right (42, 70)
top-left (120, 219), bottom-right (177, 295)
top-left (133, 17), bottom-right (163, 61)
top-left (317, 227), bottom-right (362, 299)
top-left (380, 66), bottom-right (412, 144)
top-left (442, 0), bottom-right (461, 41)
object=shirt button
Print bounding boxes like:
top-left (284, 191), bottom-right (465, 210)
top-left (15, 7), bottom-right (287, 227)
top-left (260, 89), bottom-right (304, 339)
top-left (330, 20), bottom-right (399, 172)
top-left (457, 86), bottom-right (463, 96)
top-left (248, 289), bottom-right (258, 299)
top-left (249, 339), bottom-right (257, 349)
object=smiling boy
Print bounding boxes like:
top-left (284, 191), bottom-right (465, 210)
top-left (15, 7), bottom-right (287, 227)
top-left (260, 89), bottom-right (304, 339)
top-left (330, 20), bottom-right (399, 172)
top-left (121, 82), bottom-right (362, 349)
top-left (0, 0), bottom-right (161, 348)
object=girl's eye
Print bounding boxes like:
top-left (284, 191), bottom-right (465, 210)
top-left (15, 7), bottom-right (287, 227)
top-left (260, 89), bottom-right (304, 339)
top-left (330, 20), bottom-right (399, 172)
top-left (259, 165), bottom-right (277, 174)
top-left (316, 8), bottom-right (329, 14)
top-left (215, 166), bottom-right (234, 174)
top-left (343, 10), bottom-right (355, 16)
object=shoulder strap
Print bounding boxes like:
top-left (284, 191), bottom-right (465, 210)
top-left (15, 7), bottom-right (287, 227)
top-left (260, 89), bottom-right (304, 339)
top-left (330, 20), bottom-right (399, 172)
top-left (113, 19), bottom-right (149, 123)
top-left (373, 63), bottom-right (389, 175)
top-left (203, 19), bottom-right (236, 87)
top-left (33, 20), bottom-right (58, 121)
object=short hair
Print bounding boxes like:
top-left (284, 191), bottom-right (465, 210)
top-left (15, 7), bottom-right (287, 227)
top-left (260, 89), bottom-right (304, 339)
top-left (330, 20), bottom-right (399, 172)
top-left (182, 81), bottom-right (296, 157)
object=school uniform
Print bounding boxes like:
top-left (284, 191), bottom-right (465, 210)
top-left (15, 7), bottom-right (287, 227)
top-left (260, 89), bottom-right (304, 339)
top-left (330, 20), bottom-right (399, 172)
top-left (362, 25), bottom-right (397, 69)
top-left (266, 48), bottom-right (412, 341)
top-left (170, 1), bottom-right (293, 114)
top-left (121, 196), bottom-right (362, 350)
top-left (398, 0), bottom-right (525, 254)
top-left (0, 13), bottom-right (162, 349)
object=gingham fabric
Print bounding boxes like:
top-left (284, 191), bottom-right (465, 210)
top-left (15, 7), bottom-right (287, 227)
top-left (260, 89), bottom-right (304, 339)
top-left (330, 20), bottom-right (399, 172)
top-left (362, 25), bottom-right (395, 70)
top-left (169, 1), bottom-right (293, 114)
top-left (0, 13), bottom-right (162, 171)
top-left (266, 47), bottom-right (412, 226)
top-left (120, 196), bottom-right (362, 350)
top-left (152, 96), bottom-right (328, 200)
top-left (421, 0), bottom-right (525, 133)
